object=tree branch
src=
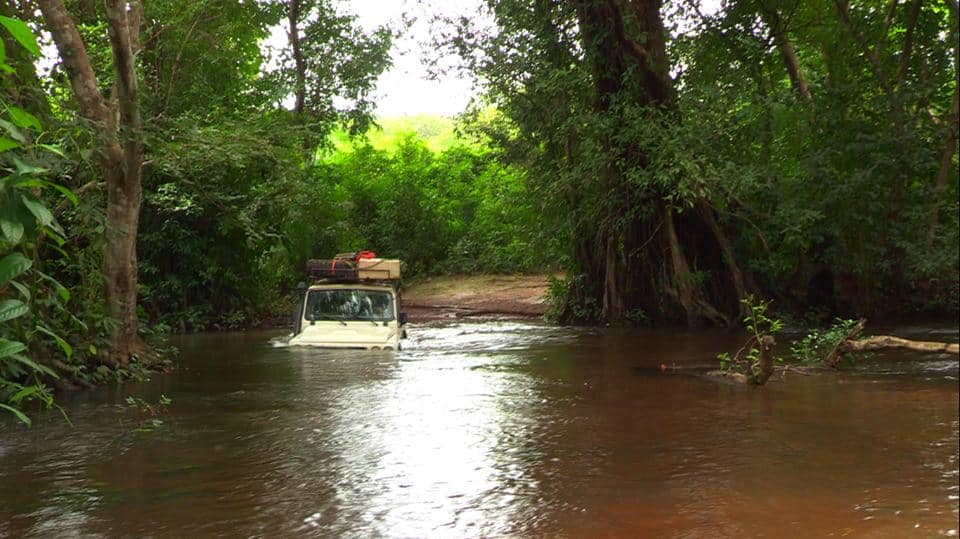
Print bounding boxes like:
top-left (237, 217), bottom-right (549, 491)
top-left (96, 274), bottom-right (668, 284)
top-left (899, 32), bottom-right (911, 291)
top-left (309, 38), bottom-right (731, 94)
top-left (895, 0), bottom-right (923, 90)
top-left (833, 0), bottom-right (892, 94)
top-left (927, 83), bottom-right (959, 247)
top-left (757, 2), bottom-right (813, 104)
top-left (105, 1), bottom-right (142, 163)
top-left (288, 0), bottom-right (307, 115)
top-left (36, 0), bottom-right (111, 128)
top-left (163, 10), bottom-right (204, 113)
top-left (875, 0), bottom-right (900, 56)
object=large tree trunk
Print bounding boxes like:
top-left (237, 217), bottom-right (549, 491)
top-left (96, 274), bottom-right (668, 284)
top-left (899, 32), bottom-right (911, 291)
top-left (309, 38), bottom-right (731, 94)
top-left (757, 4), bottom-right (813, 104)
top-left (103, 0), bottom-right (143, 363)
top-left (287, 0), bottom-right (307, 115)
top-left (566, 0), bottom-right (748, 326)
top-left (38, 0), bottom-right (144, 364)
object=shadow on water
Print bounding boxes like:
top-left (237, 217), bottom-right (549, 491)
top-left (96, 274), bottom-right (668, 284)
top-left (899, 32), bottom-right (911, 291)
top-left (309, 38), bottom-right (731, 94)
top-left (0, 322), bottom-right (957, 537)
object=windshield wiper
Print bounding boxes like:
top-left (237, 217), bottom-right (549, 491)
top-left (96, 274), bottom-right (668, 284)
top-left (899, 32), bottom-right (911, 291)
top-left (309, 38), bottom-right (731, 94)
top-left (314, 314), bottom-right (347, 325)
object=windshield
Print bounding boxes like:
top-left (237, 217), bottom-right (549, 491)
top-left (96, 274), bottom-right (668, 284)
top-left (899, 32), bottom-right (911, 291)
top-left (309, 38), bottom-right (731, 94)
top-left (304, 289), bottom-right (395, 322)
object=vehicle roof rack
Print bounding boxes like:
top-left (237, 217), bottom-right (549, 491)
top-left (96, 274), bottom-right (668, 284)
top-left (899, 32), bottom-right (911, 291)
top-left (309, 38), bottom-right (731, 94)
top-left (308, 276), bottom-right (400, 287)
top-left (306, 257), bottom-right (401, 282)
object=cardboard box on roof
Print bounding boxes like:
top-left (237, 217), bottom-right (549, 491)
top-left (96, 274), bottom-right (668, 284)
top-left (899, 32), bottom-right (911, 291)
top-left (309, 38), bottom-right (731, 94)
top-left (357, 258), bottom-right (401, 280)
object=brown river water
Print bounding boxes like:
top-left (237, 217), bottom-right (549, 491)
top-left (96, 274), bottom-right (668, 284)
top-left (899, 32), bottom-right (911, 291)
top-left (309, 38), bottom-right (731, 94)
top-left (0, 322), bottom-right (957, 538)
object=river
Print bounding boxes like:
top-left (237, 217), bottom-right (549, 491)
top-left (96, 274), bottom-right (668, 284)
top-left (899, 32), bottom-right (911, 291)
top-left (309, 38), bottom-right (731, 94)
top-left (1, 322), bottom-right (957, 537)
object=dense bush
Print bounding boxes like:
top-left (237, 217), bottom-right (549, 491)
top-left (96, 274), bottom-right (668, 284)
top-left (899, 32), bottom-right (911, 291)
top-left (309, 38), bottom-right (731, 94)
top-left (131, 118), bottom-right (560, 331)
top-left (327, 135), bottom-right (555, 276)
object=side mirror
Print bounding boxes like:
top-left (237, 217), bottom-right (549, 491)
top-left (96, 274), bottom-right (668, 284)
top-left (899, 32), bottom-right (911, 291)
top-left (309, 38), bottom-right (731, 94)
top-left (399, 312), bottom-right (408, 325)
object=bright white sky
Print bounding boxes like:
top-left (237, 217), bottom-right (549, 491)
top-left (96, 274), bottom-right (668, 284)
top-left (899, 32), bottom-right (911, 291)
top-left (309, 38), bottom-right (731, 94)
top-left (346, 0), bottom-right (479, 117)
top-left (273, 0), bottom-right (720, 118)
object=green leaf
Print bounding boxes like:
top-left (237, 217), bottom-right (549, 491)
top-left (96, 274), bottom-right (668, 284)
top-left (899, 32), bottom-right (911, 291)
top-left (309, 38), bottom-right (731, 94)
top-left (44, 181), bottom-right (78, 207)
top-left (13, 178), bottom-right (43, 188)
top-left (20, 195), bottom-right (53, 227)
top-left (0, 119), bottom-right (25, 143)
top-left (0, 339), bottom-right (27, 359)
top-left (0, 136), bottom-right (19, 153)
top-left (0, 403), bottom-right (31, 426)
top-left (0, 16), bottom-right (40, 56)
top-left (0, 252), bottom-right (31, 286)
top-left (12, 157), bottom-right (47, 176)
top-left (0, 299), bottom-right (28, 323)
top-left (41, 225), bottom-right (66, 245)
top-left (10, 352), bottom-right (57, 378)
top-left (6, 106), bottom-right (41, 131)
top-left (44, 242), bottom-right (69, 259)
top-left (15, 179), bottom-right (78, 208)
top-left (37, 144), bottom-right (66, 158)
top-left (9, 280), bottom-right (30, 301)
top-left (36, 325), bottom-right (73, 359)
top-left (11, 384), bottom-right (43, 403)
top-left (1, 218), bottom-right (24, 244)
top-left (36, 270), bottom-right (69, 302)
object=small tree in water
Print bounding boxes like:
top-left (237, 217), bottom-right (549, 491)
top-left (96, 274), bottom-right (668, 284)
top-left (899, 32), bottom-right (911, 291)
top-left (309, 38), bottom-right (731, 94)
top-left (717, 296), bottom-right (782, 385)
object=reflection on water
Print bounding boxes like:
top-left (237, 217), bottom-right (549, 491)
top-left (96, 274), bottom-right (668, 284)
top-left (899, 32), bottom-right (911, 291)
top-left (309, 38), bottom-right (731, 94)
top-left (0, 322), bottom-right (957, 537)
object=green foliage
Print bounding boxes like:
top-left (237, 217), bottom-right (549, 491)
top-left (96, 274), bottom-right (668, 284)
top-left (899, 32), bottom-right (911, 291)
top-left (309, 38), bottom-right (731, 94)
top-left (789, 318), bottom-right (860, 365)
top-left (330, 116), bottom-right (465, 154)
top-left (253, 0), bottom-right (393, 132)
top-left (0, 14), bottom-right (112, 426)
top-left (124, 394), bottom-right (172, 433)
top-left (139, 1), bottom-right (278, 118)
top-left (0, 16), bottom-right (39, 56)
top-left (671, 0), bottom-right (960, 316)
top-left (132, 109), bottom-right (562, 331)
top-left (1, 0), bottom-right (953, 378)
top-left (717, 296), bottom-right (783, 374)
top-left (545, 274), bottom-right (600, 324)
top-left (324, 134), bottom-right (553, 277)
top-left (138, 114), bottom-right (312, 330)
top-left (442, 0), bottom-right (959, 323)
top-left (0, 146), bottom-right (72, 426)
top-left (0, 20), bottom-right (64, 424)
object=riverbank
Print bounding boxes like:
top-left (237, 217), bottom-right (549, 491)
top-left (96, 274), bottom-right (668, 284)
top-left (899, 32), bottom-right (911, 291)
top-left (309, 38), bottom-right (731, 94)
top-left (403, 274), bottom-right (552, 322)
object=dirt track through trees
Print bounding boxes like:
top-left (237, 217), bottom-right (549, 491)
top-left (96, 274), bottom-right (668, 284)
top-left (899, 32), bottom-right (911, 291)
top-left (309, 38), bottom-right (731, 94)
top-left (403, 275), bottom-right (550, 321)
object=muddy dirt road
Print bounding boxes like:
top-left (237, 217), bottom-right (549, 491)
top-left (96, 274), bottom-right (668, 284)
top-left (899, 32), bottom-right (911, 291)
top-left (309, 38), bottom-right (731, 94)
top-left (403, 274), bottom-right (550, 321)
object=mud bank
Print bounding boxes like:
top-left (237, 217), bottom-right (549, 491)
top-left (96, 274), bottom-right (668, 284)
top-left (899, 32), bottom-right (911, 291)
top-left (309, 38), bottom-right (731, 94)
top-left (403, 275), bottom-right (550, 322)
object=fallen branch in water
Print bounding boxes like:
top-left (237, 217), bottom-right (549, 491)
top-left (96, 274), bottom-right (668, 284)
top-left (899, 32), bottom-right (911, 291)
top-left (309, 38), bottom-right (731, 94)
top-left (821, 318), bottom-right (959, 369)
top-left (705, 307), bottom-right (958, 387)
top-left (823, 318), bottom-right (867, 368)
top-left (777, 364), bottom-right (814, 377)
top-left (840, 335), bottom-right (959, 355)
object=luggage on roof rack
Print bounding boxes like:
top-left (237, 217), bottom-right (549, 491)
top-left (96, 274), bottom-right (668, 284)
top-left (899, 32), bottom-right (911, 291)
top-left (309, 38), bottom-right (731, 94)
top-left (306, 259), bottom-right (358, 280)
top-left (306, 255), bottom-right (401, 281)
